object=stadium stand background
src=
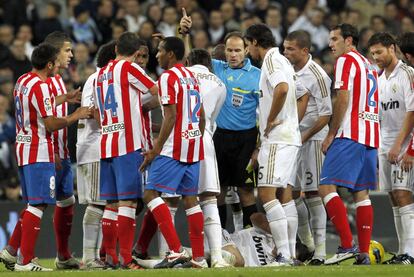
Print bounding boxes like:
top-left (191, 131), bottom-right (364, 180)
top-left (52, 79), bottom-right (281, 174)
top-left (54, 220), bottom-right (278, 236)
top-left (0, 0), bottom-right (413, 256)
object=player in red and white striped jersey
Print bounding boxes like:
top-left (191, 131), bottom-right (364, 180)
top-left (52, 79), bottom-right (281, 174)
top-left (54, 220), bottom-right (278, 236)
top-left (319, 24), bottom-right (379, 265)
top-left (141, 37), bottom-right (207, 268)
top-left (0, 44), bottom-right (91, 272)
top-left (94, 32), bottom-right (158, 269)
top-left (43, 31), bottom-right (82, 269)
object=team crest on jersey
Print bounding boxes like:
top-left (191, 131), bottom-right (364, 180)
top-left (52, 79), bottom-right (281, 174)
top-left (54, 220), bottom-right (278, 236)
top-left (182, 129), bottom-right (201, 139)
top-left (44, 98), bottom-right (52, 112)
top-left (392, 84), bottom-right (398, 93)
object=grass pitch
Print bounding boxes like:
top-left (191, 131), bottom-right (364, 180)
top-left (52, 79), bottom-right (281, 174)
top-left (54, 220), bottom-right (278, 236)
top-left (1, 258), bottom-right (414, 277)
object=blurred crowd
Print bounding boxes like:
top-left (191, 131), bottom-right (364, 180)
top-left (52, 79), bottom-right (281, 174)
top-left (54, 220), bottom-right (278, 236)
top-left (0, 0), bottom-right (413, 201)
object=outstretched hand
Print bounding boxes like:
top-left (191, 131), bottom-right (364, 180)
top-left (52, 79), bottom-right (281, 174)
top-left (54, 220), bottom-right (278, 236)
top-left (180, 8), bottom-right (192, 33)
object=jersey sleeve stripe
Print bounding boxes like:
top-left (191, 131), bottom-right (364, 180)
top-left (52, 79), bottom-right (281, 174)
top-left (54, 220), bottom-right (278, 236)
top-left (309, 64), bottom-right (329, 98)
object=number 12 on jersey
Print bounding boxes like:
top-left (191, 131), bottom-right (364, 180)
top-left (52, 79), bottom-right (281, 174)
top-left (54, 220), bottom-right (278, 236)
top-left (96, 84), bottom-right (118, 118)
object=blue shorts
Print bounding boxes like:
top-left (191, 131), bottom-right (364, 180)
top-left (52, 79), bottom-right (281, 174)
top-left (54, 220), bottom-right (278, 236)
top-left (320, 138), bottom-right (377, 192)
top-left (100, 150), bottom-right (144, 200)
top-left (146, 156), bottom-right (200, 196)
top-left (55, 158), bottom-right (74, 199)
top-left (19, 162), bottom-right (56, 205)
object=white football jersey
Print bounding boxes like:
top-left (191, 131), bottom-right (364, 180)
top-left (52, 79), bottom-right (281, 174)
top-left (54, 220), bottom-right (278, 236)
top-left (296, 55), bottom-right (332, 140)
top-left (187, 65), bottom-right (226, 136)
top-left (259, 47), bottom-right (301, 146)
top-left (379, 61), bottom-right (414, 153)
top-left (231, 227), bottom-right (276, 267)
top-left (77, 71), bottom-right (100, 164)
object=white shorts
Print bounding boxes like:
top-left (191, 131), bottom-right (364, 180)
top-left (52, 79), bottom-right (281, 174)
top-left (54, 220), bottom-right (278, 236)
top-left (225, 187), bottom-right (240, 205)
top-left (77, 162), bottom-right (105, 205)
top-left (257, 143), bottom-right (299, 188)
top-left (379, 152), bottom-right (414, 192)
top-left (198, 132), bottom-right (221, 194)
top-left (293, 140), bottom-right (324, 192)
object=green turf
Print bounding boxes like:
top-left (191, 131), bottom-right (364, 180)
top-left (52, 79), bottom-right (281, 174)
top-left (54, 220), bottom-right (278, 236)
top-left (1, 258), bottom-right (414, 276)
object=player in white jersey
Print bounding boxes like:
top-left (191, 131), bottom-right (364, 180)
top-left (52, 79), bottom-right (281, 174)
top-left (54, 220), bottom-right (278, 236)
top-left (369, 32), bottom-right (414, 264)
top-left (398, 33), bottom-right (414, 173)
top-left (76, 41), bottom-right (117, 269)
top-left (283, 30), bottom-right (332, 265)
top-left (245, 23), bottom-right (301, 266)
top-left (44, 31), bottom-right (83, 269)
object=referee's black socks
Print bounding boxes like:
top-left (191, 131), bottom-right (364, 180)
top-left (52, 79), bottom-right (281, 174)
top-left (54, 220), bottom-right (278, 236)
top-left (242, 204), bottom-right (258, 229)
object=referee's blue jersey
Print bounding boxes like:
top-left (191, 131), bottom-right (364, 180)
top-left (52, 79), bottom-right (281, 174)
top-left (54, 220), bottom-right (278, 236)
top-left (212, 58), bottom-right (261, 131)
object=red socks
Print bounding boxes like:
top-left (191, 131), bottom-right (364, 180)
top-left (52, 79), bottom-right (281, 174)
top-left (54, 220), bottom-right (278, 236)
top-left (186, 206), bottom-right (204, 259)
top-left (20, 207), bottom-right (42, 265)
top-left (117, 206), bottom-right (136, 265)
top-left (8, 209), bottom-right (25, 254)
top-left (102, 207), bottom-right (118, 265)
top-left (54, 198), bottom-right (75, 260)
top-left (324, 193), bottom-right (353, 249)
top-left (136, 210), bottom-right (158, 254)
top-left (148, 198), bottom-right (181, 253)
top-left (356, 200), bottom-right (373, 254)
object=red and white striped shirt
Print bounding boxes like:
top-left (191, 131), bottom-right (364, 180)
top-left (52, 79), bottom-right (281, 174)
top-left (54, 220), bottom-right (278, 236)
top-left (95, 59), bottom-right (156, 159)
top-left (158, 64), bottom-right (204, 163)
top-left (14, 72), bottom-right (55, 166)
top-left (334, 50), bottom-right (380, 148)
top-left (46, 74), bottom-right (70, 159)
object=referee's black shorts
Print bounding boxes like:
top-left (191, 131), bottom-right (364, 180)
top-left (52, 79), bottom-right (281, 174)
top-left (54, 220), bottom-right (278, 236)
top-left (213, 127), bottom-right (258, 188)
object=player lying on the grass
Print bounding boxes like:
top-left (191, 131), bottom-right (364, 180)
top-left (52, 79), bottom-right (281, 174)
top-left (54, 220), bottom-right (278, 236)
top-left (136, 213), bottom-right (297, 268)
top-left (0, 43), bottom-right (92, 272)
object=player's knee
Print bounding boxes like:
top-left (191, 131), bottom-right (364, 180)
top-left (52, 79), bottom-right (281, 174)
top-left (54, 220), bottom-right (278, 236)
top-left (143, 189), bottom-right (159, 204)
top-left (394, 190), bottom-right (413, 206)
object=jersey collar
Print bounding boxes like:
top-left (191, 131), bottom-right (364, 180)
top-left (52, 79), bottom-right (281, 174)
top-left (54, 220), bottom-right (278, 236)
top-left (190, 64), bottom-right (210, 72)
top-left (296, 54), bottom-right (313, 76)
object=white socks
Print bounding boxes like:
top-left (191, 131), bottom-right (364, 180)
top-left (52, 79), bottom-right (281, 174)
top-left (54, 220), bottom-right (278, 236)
top-left (82, 206), bottom-right (104, 262)
top-left (158, 206), bottom-right (177, 257)
top-left (306, 197), bottom-right (326, 260)
top-left (282, 200), bottom-right (298, 258)
top-left (201, 199), bottom-right (223, 263)
top-left (400, 203), bottom-right (414, 257)
top-left (233, 210), bottom-right (243, 232)
top-left (393, 206), bottom-right (404, 255)
top-left (263, 199), bottom-right (290, 258)
top-left (295, 198), bottom-right (315, 252)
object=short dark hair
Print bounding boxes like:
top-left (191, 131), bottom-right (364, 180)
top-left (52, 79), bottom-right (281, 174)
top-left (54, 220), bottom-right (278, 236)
top-left (44, 31), bottom-right (71, 50)
top-left (111, 18), bottom-right (128, 31)
top-left (96, 41), bottom-right (116, 68)
top-left (285, 30), bottom-right (311, 49)
top-left (331, 24), bottom-right (359, 47)
top-left (187, 49), bottom-right (212, 70)
top-left (244, 23), bottom-right (277, 48)
top-left (224, 31), bottom-right (247, 48)
top-left (162, 36), bottom-right (185, 60)
top-left (367, 32), bottom-right (396, 49)
top-left (398, 32), bottom-right (414, 56)
top-left (116, 32), bottom-right (143, 56)
top-left (31, 43), bottom-right (59, 70)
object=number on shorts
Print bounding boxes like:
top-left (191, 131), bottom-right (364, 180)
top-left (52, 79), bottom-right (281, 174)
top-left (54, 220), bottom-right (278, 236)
top-left (258, 166), bottom-right (264, 180)
top-left (392, 169), bottom-right (404, 184)
top-left (305, 171), bottom-right (313, 186)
